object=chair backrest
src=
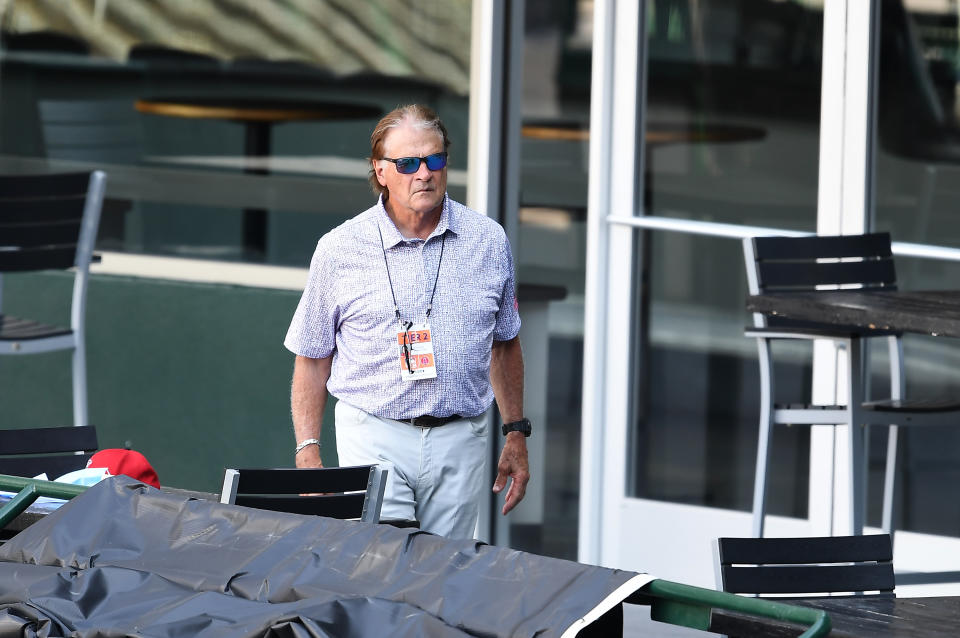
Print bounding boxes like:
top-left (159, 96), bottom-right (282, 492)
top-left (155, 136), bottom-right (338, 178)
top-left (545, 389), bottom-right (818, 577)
top-left (0, 171), bottom-right (106, 322)
top-left (128, 43), bottom-right (220, 67)
top-left (220, 465), bottom-right (387, 524)
top-left (716, 534), bottom-right (895, 596)
top-left (0, 425), bottom-right (99, 478)
top-left (39, 100), bottom-right (142, 165)
top-left (743, 232), bottom-right (897, 328)
top-left (0, 172), bottom-right (104, 271)
top-left (1, 29), bottom-right (90, 55)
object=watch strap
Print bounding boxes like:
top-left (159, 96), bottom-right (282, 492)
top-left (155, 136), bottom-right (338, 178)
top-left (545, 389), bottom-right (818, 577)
top-left (502, 418), bottom-right (532, 437)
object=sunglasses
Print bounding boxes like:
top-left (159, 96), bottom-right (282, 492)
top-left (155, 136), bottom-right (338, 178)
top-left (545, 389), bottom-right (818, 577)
top-left (381, 152), bottom-right (448, 175)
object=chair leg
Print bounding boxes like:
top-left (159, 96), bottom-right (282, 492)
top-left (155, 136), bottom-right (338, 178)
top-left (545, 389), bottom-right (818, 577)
top-left (882, 425), bottom-right (899, 534)
top-left (72, 341), bottom-right (88, 427)
top-left (882, 335), bottom-right (905, 535)
top-left (752, 339), bottom-right (775, 538)
top-left (847, 336), bottom-right (866, 535)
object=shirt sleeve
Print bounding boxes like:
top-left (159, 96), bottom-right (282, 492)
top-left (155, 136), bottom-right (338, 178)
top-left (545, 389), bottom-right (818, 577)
top-left (492, 231), bottom-right (522, 342)
top-left (284, 238), bottom-right (340, 358)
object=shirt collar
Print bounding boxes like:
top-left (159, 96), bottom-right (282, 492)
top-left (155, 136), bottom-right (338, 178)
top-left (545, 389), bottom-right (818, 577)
top-left (375, 193), bottom-right (457, 248)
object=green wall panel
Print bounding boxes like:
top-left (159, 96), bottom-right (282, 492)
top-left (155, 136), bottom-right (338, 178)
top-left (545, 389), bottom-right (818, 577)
top-left (1, 271), bottom-right (339, 493)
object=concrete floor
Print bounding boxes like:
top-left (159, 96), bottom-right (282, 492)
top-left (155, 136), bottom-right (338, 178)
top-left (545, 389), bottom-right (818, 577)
top-left (623, 603), bottom-right (723, 637)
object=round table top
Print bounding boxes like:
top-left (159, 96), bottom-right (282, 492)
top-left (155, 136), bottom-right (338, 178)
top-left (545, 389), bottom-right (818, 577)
top-left (521, 120), bottom-right (766, 146)
top-left (521, 123), bottom-right (589, 141)
top-left (135, 97), bottom-right (382, 123)
top-left (645, 121), bottom-right (766, 145)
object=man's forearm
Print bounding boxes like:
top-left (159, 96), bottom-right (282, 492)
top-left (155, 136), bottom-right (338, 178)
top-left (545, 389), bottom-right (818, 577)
top-left (490, 336), bottom-right (524, 422)
top-left (291, 354), bottom-right (332, 467)
top-left (490, 336), bottom-right (529, 515)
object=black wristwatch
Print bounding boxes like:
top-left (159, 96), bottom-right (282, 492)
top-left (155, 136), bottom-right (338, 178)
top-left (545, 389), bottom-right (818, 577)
top-left (502, 418), bottom-right (532, 437)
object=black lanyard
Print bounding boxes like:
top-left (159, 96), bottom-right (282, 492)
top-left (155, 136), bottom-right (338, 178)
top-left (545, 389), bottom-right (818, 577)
top-left (377, 223), bottom-right (446, 328)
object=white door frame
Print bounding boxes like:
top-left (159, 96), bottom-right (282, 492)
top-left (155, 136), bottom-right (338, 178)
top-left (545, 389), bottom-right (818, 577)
top-left (467, 0), bottom-right (521, 544)
top-left (810, 0), bottom-right (881, 538)
top-left (579, 0), bottom-right (646, 568)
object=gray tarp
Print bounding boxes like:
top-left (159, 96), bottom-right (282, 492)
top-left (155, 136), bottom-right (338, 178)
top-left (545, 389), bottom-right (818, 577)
top-left (0, 477), bottom-right (651, 637)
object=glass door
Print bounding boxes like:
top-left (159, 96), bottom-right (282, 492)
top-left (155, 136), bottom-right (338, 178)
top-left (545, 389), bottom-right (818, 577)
top-left (872, 0), bottom-right (960, 591)
top-left (586, 0), bottom-right (960, 592)
top-left (620, 0), bottom-right (824, 586)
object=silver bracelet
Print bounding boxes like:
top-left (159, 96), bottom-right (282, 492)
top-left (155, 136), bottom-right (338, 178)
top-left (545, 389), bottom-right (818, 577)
top-left (294, 438), bottom-right (321, 454)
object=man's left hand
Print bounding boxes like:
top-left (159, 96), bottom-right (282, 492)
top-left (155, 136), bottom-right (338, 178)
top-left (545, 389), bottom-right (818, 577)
top-left (492, 432), bottom-right (529, 515)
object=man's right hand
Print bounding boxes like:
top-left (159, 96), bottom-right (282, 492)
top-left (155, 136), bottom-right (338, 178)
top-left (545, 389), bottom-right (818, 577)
top-left (295, 445), bottom-right (326, 495)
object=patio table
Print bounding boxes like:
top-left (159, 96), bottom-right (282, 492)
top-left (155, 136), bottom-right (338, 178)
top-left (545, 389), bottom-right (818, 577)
top-left (745, 287), bottom-right (960, 584)
top-left (709, 593), bottom-right (960, 637)
top-left (135, 96), bottom-right (382, 259)
top-left (746, 290), bottom-right (960, 338)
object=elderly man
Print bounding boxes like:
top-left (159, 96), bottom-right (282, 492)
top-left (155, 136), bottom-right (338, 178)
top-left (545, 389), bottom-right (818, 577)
top-left (284, 104), bottom-right (530, 538)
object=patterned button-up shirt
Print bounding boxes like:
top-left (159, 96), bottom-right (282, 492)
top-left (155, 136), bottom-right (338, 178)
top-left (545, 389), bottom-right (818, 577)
top-left (284, 194), bottom-right (521, 419)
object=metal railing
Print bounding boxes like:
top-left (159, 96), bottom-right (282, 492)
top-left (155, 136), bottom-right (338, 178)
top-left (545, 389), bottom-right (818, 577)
top-left (608, 214), bottom-right (960, 262)
top-left (0, 474), bottom-right (87, 529)
top-left (643, 578), bottom-right (831, 637)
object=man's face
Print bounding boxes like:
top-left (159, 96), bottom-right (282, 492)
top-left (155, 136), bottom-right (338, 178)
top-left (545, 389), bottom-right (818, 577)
top-left (375, 122), bottom-right (447, 218)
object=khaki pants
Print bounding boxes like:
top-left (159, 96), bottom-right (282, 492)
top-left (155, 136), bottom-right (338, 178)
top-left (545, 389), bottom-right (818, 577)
top-left (334, 400), bottom-right (489, 539)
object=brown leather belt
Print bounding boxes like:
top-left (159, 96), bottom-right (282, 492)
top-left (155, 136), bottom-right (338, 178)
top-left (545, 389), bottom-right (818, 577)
top-left (408, 414), bottom-right (461, 427)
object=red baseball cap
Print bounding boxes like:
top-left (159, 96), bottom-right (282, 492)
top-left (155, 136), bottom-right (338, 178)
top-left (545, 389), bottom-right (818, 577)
top-left (86, 449), bottom-right (160, 489)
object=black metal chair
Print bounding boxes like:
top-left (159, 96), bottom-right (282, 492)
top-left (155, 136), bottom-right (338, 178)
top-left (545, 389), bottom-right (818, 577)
top-left (0, 425), bottom-right (99, 479)
top-left (220, 465), bottom-right (387, 524)
top-left (744, 232), bottom-right (960, 537)
top-left (127, 43), bottom-right (219, 67)
top-left (37, 100), bottom-right (140, 249)
top-left (0, 171), bottom-right (106, 427)
top-left (716, 534), bottom-right (895, 597)
top-left (1, 29), bottom-right (89, 55)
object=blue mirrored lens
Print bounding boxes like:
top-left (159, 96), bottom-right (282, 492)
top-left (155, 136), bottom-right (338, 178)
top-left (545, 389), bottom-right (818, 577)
top-left (395, 158), bottom-right (419, 173)
top-left (424, 153), bottom-right (447, 170)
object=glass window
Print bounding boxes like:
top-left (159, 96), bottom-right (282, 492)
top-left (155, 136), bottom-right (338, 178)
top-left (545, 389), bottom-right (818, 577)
top-left (0, 1), bottom-right (474, 494)
top-left (0, 0), bottom-right (471, 265)
top-left (628, 0), bottom-right (824, 517)
top-left (875, 0), bottom-right (960, 535)
top-left (511, 0), bottom-right (592, 560)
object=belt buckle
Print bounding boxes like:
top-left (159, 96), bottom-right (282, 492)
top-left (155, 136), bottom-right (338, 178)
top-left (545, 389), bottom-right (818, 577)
top-left (410, 414), bottom-right (451, 428)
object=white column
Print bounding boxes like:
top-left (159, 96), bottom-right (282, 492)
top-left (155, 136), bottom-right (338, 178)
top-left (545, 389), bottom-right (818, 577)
top-left (580, 0), bottom-right (646, 567)
top-left (813, 0), bottom-right (879, 536)
top-left (579, 0), bottom-right (616, 566)
top-left (467, 1), bottom-right (505, 218)
top-left (467, 0), bottom-right (505, 544)
top-left (467, 0), bottom-right (525, 545)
